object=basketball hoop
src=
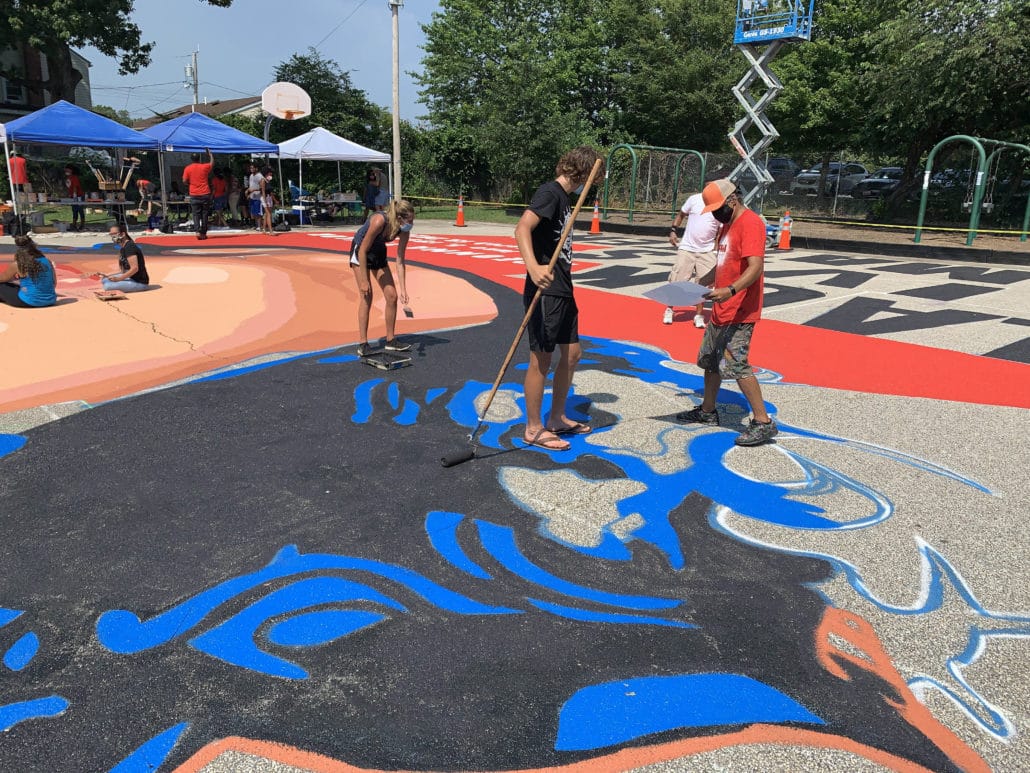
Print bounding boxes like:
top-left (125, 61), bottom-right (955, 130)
top-left (261, 82), bottom-right (312, 121)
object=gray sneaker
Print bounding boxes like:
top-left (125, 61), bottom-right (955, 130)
top-left (384, 338), bottom-right (412, 352)
top-left (356, 342), bottom-right (374, 357)
top-left (676, 406), bottom-right (720, 425)
top-left (735, 418), bottom-right (778, 446)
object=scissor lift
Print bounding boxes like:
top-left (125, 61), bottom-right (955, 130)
top-left (728, 0), bottom-right (815, 207)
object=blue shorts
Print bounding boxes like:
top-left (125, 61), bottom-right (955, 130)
top-left (212, 196), bottom-right (227, 211)
top-left (249, 199), bottom-right (262, 217)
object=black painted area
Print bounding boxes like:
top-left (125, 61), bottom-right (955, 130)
top-left (766, 268), bottom-right (875, 289)
top-left (894, 284), bottom-right (999, 302)
top-left (984, 337), bottom-right (1030, 363)
top-left (0, 267), bottom-right (968, 772)
top-left (805, 297), bottom-right (1003, 335)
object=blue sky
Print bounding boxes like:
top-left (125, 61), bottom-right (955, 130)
top-left (81, 0), bottom-right (438, 123)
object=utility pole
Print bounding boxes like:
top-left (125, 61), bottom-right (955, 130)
top-left (184, 49), bottom-right (199, 109)
top-left (388, 0), bottom-right (403, 200)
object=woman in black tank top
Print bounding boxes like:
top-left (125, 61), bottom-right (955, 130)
top-left (349, 199), bottom-right (416, 356)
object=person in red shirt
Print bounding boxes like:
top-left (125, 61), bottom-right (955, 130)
top-left (182, 147), bottom-right (214, 240)
top-left (210, 169), bottom-right (228, 226)
top-left (676, 179), bottom-right (778, 447)
top-left (63, 164), bottom-right (86, 231)
top-left (8, 151), bottom-right (28, 190)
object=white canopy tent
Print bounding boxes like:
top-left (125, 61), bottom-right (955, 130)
top-left (276, 127), bottom-right (390, 204)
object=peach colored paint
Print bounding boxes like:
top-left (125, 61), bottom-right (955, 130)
top-left (1, 253), bottom-right (496, 413)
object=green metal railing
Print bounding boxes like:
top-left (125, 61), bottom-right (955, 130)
top-left (914, 135), bottom-right (1030, 245)
top-left (602, 144), bottom-right (706, 223)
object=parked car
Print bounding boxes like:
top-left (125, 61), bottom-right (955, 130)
top-left (790, 162), bottom-right (870, 196)
top-left (736, 156), bottom-right (802, 191)
top-left (851, 167), bottom-right (903, 199)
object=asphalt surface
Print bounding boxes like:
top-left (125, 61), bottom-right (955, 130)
top-left (0, 221), bottom-right (1027, 772)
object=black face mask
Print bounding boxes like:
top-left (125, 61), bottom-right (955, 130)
top-left (712, 202), bottom-right (734, 223)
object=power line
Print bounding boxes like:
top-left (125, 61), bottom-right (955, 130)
top-left (91, 81), bottom-right (184, 90)
top-left (313, 0), bottom-right (368, 50)
top-left (201, 81), bottom-right (261, 98)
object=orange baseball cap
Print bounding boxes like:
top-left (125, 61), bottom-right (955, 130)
top-left (701, 179), bottom-right (737, 213)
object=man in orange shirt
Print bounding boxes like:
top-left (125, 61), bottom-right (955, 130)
top-left (182, 147), bottom-right (214, 240)
top-left (8, 151), bottom-right (29, 207)
top-left (677, 179), bottom-right (778, 447)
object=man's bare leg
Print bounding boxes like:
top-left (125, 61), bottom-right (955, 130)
top-left (736, 374), bottom-right (771, 423)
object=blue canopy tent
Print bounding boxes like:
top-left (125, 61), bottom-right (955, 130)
top-left (140, 111), bottom-right (277, 154)
top-left (141, 112), bottom-right (278, 224)
top-left (3, 100), bottom-right (158, 217)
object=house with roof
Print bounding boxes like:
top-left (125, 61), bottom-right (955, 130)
top-left (131, 96), bottom-right (262, 130)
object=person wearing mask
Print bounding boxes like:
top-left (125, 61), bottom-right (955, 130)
top-left (0, 235), bottom-right (57, 308)
top-left (182, 147), bottom-right (214, 240)
top-left (677, 179), bottom-right (778, 447)
top-left (64, 164), bottom-right (86, 232)
top-left (349, 199), bottom-right (415, 356)
top-left (94, 224), bottom-right (151, 293)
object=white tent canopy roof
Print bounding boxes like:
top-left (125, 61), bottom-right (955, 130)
top-left (277, 127), bottom-right (390, 162)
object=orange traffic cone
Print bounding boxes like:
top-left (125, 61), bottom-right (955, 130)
top-left (455, 195), bottom-right (467, 227)
top-left (777, 210), bottom-right (793, 250)
top-left (589, 199), bottom-right (601, 234)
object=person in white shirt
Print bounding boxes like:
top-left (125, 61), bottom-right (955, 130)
top-left (247, 163), bottom-right (266, 231)
top-left (665, 191), bottom-right (721, 328)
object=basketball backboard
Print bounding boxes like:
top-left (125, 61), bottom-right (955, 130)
top-left (261, 82), bottom-right (312, 121)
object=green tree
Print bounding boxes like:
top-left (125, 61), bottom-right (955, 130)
top-left (418, 0), bottom-right (604, 201)
top-left (235, 49), bottom-right (396, 197)
top-left (863, 0), bottom-right (1030, 169)
top-left (0, 0), bottom-right (232, 103)
top-left (605, 0), bottom-right (740, 150)
top-left (418, 0), bottom-right (747, 199)
top-left (92, 104), bottom-right (133, 126)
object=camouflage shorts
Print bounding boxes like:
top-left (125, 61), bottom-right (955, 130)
top-left (696, 322), bottom-right (755, 380)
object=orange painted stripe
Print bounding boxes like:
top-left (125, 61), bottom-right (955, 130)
top-left (175, 725), bottom-right (965, 773)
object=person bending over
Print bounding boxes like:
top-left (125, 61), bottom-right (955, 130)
top-left (516, 146), bottom-right (603, 452)
top-left (96, 225), bottom-right (151, 293)
top-left (350, 199), bottom-right (414, 356)
top-left (0, 235), bottom-right (57, 308)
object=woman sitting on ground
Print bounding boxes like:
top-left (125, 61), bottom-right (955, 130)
top-left (350, 198), bottom-right (414, 356)
top-left (0, 235), bottom-right (57, 308)
top-left (94, 224), bottom-right (150, 292)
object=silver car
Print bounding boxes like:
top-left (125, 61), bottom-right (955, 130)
top-left (790, 162), bottom-right (870, 196)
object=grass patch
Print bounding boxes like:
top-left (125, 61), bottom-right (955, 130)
top-left (410, 200), bottom-right (521, 226)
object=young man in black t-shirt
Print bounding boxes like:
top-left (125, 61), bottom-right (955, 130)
top-left (515, 146), bottom-right (602, 451)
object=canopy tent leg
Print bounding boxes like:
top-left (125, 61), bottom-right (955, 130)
top-left (4, 138), bottom-right (18, 219)
top-left (158, 150), bottom-right (169, 231)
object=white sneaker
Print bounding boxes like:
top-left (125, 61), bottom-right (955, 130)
top-left (693, 314), bottom-right (706, 329)
top-left (662, 307), bottom-right (674, 325)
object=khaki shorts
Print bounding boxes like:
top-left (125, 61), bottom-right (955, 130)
top-left (669, 248), bottom-right (717, 286)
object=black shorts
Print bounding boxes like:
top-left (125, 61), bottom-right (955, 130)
top-left (350, 241), bottom-right (388, 270)
top-left (525, 293), bottom-right (578, 353)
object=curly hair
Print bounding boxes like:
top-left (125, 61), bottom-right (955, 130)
top-left (13, 235), bottom-right (46, 280)
top-left (555, 146), bottom-right (604, 185)
top-left (383, 199), bottom-right (415, 241)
